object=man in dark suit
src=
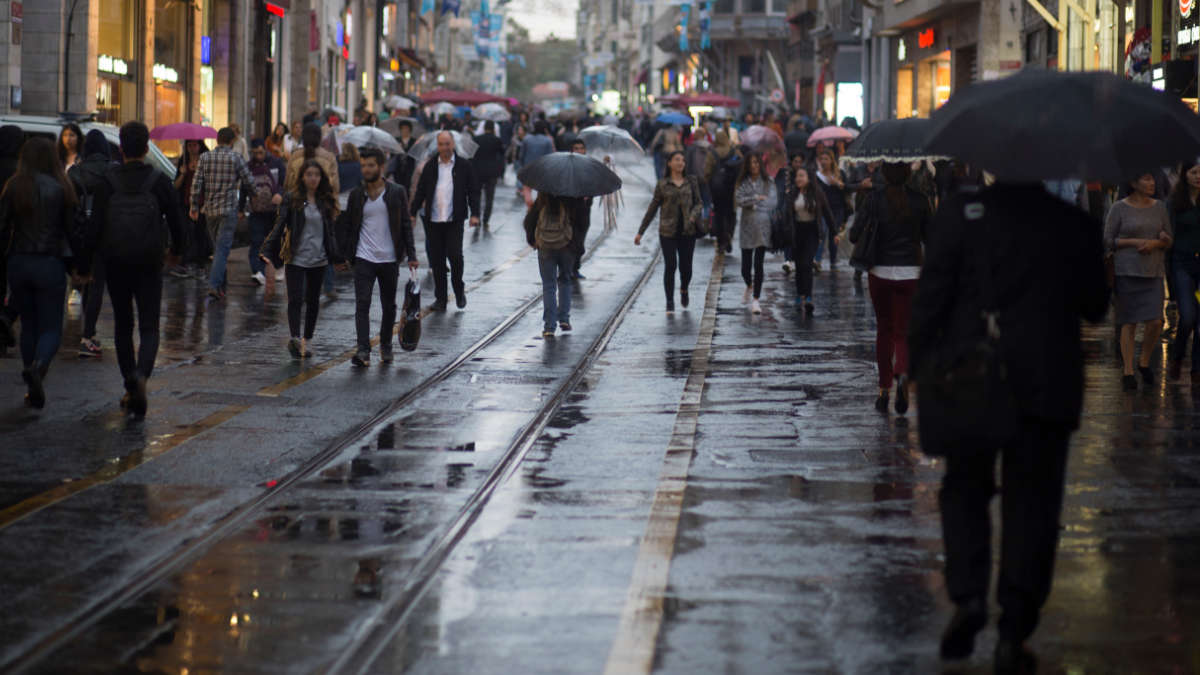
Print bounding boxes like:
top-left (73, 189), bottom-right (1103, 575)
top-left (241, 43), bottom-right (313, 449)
top-left (471, 121), bottom-right (506, 228)
top-left (566, 138), bottom-right (593, 280)
top-left (908, 183), bottom-right (1109, 674)
top-left (410, 131), bottom-right (480, 311)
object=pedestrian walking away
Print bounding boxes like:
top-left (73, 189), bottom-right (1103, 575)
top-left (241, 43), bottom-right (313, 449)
top-left (472, 121), bottom-right (506, 228)
top-left (848, 162), bottom-right (931, 414)
top-left (0, 137), bottom-right (80, 409)
top-left (908, 183), bottom-right (1108, 673)
top-left (410, 130), bottom-right (481, 311)
top-left (567, 138), bottom-right (594, 279)
top-left (518, 121), bottom-right (555, 206)
top-left (782, 166), bottom-right (836, 314)
top-left (1104, 172), bottom-right (1172, 391)
top-left (88, 122), bottom-right (186, 418)
top-left (1168, 161), bottom-right (1200, 382)
top-left (172, 139), bottom-right (210, 279)
top-left (734, 153), bottom-right (776, 314)
top-left (636, 150), bottom-right (702, 313)
top-left (190, 126), bottom-right (255, 299)
top-left (68, 129), bottom-right (118, 358)
top-left (261, 160), bottom-right (346, 360)
top-left (285, 123), bottom-right (341, 195)
top-left (709, 130), bottom-right (743, 254)
top-left (337, 147), bottom-right (419, 367)
top-left (0, 124), bottom-right (22, 358)
top-left (246, 140), bottom-right (286, 287)
top-left (524, 193), bottom-right (575, 337)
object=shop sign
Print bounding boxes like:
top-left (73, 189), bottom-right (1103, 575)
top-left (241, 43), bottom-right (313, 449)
top-left (1182, 0), bottom-right (1195, 18)
top-left (201, 36), bottom-right (211, 65)
top-left (152, 63), bottom-right (179, 83)
top-left (898, 38), bottom-right (907, 61)
top-left (265, 2), bottom-right (285, 17)
top-left (1179, 25), bottom-right (1199, 45)
top-left (98, 54), bottom-right (130, 76)
top-left (918, 28), bottom-right (935, 49)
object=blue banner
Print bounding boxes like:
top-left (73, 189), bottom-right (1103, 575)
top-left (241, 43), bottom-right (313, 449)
top-left (700, 1), bottom-right (711, 50)
top-left (679, 4), bottom-right (689, 52)
top-left (442, 0), bottom-right (460, 16)
top-left (420, 0), bottom-right (434, 14)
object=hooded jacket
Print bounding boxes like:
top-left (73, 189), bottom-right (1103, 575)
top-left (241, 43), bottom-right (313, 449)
top-left (0, 125), bottom-right (22, 190)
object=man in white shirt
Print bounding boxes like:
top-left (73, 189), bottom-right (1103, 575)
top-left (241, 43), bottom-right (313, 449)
top-left (410, 131), bottom-right (480, 311)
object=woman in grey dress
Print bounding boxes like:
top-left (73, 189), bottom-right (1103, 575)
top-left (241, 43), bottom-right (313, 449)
top-left (735, 154), bottom-right (776, 314)
top-left (1104, 172), bottom-right (1172, 391)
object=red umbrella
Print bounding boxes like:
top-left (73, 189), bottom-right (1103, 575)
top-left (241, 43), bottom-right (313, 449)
top-left (421, 88), bottom-right (506, 106)
top-left (682, 92), bottom-right (741, 107)
top-left (149, 122), bottom-right (217, 141)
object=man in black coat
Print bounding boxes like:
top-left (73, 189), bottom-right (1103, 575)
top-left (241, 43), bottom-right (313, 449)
top-left (566, 139), bottom-right (594, 280)
top-left (908, 183), bottom-right (1108, 673)
top-left (410, 131), bottom-right (480, 311)
top-left (471, 121), bottom-right (506, 228)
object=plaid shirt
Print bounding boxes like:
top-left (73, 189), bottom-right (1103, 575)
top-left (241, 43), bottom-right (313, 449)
top-left (191, 146), bottom-right (254, 217)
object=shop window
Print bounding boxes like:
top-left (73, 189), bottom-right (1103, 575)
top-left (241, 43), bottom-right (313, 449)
top-left (743, 0), bottom-right (766, 13)
top-left (713, 0), bottom-right (734, 13)
top-left (895, 66), bottom-right (913, 118)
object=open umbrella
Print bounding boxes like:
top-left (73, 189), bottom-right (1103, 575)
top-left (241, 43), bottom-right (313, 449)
top-left (149, 122), bottom-right (217, 141)
top-left (518, 152), bottom-right (622, 198)
top-left (840, 118), bottom-right (947, 165)
top-left (657, 111), bottom-right (693, 126)
top-left (407, 130), bottom-right (478, 161)
top-left (708, 106), bottom-right (733, 121)
top-left (473, 102), bottom-right (511, 122)
top-left (340, 125), bottom-right (404, 153)
top-left (380, 116), bottom-right (420, 137)
top-left (383, 95), bottom-right (416, 110)
top-left (578, 126), bottom-right (643, 158)
top-left (322, 105), bottom-right (348, 120)
top-left (740, 125), bottom-right (786, 155)
top-left (429, 101), bottom-right (458, 117)
top-left (926, 68), bottom-right (1200, 182)
top-left (806, 125), bottom-right (856, 147)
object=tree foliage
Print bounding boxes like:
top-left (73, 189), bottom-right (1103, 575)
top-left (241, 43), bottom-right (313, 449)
top-left (505, 18), bottom-right (577, 99)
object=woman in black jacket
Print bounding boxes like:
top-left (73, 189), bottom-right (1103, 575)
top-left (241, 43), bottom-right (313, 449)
top-left (782, 166), bottom-right (836, 314)
top-left (262, 160), bottom-right (346, 359)
top-left (848, 162), bottom-right (931, 415)
top-left (0, 137), bottom-right (80, 408)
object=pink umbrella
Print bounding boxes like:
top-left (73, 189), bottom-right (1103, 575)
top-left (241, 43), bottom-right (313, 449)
top-left (806, 125), bottom-right (856, 147)
top-left (149, 122), bottom-right (218, 141)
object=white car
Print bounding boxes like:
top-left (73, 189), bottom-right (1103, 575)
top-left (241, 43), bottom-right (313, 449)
top-left (0, 114), bottom-right (178, 179)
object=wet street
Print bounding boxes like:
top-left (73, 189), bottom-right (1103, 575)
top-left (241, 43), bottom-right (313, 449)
top-left (1, 164), bottom-right (1198, 674)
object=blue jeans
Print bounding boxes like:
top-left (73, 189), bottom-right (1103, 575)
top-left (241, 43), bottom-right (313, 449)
top-left (248, 211), bottom-right (272, 275)
top-left (6, 254), bottom-right (66, 369)
top-left (208, 211), bottom-right (238, 291)
top-left (538, 247), bottom-right (574, 331)
top-left (1171, 254), bottom-right (1200, 371)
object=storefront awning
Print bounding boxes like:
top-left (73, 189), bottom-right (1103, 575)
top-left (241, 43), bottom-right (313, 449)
top-left (397, 48), bottom-right (425, 70)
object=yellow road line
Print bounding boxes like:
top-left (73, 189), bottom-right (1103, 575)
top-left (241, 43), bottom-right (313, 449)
top-left (603, 250), bottom-right (723, 675)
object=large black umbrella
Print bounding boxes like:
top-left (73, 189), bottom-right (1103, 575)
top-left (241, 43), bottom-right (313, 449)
top-left (840, 118), bottom-right (946, 165)
top-left (517, 152), bottom-right (622, 197)
top-left (925, 68), bottom-right (1200, 182)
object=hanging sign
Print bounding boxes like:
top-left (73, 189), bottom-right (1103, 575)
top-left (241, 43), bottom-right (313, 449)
top-left (917, 28), bottom-right (935, 49)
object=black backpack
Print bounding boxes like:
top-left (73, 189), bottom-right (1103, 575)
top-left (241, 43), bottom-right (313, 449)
top-left (102, 169), bottom-right (164, 263)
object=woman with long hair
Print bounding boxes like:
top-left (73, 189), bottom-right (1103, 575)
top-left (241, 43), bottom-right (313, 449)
top-left (709, 131), bottom-right (743, 254)
top-left (172, 139), bottom-right (209, 277)
top-left (813, 147), bottom-right (850, 270)
top-left (266, 122), bottom-right (289, 159)
top-left (0, 137), bottom-right (80, 408)
top-left (848, 162), bottom-right (931, 414)
top-left (734, 153), bottom-right (776, 314)
top-left (1105, 172), bottom-right (1172, 391)
top-left (636, 150), bottom-right (702, 313)
top-left (1168, 161), bottom-right (1200, 381)
top-left (57, 123), bottom-right (83, 169)
top-left (261, 160), bottom-right (345, 359)
top-left (783, 166), bottom-right (836, 314)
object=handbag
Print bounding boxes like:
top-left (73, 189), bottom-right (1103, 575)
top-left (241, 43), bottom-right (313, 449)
top-left (916, 201), bottom-right (1019, 453)
top-left (399, 268), bottom-right (422, 352)
top-left (848, 203), bottom-right (879, 272)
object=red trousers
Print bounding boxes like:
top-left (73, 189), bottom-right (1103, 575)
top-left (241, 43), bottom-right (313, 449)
top-left (868, 275), bottom-right (918, 388)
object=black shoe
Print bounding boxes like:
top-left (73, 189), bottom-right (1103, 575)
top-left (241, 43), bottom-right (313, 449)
top-left (993, 637), bottom-right (1037, 675)
top-left (574, 271), bottom-right (586, 280)
top-left (1122, 374), bottom-right (1138, 391)
top-left (21, 366), bottom-right (45, 409)
top-left (1139, 365), bottom-right (1154, 386)
top-left (0, 313), bottom-right (14, 351)
top-left (380, 347), bottom-right (394, 364)
top-left (288, 338), bottom-right (302, 360)
top-left (430, 299), bottom-right (448, 312)
top-left (1169, 359), bottom-right (1183, 381)
top-left (874, 390), bottom-right (889, 413)
top-left (559, 322), bottom-right (572, 332)
top-left (804, 300), bottom-right (815, 315)
top-left (352, 351), bottom-right (370, 368)
top-left (455, 294), bottom-right (467, 309)
top-left (895, 376), bottom-right (910, 415)
top-left (940, 598), bottom-right (987, 660)
top-left (725, 242), bottom-right (733, 253)
top-left (127, 375), bottom-right (148, 418)
top-left (680, 290), bottom-right (689, 308)
top-left (666, 298), bottom-right (675, 313)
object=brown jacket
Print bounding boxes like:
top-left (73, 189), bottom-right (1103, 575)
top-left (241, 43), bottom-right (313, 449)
top-left (638, 176), bottom-right (703, 238)
top-left (285, 147), bottom-right (340, 194)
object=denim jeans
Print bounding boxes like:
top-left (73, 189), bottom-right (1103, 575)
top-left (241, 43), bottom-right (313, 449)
top-left (538, 247), bottom-right (574, 330)
top-left (208, 211), bottom-right (238, 291)
top-left (1171, 254), bottom-right (1200, 371)
top-left (248, 211), bottom-right (273, 275)
top-left (6, 254), bottom-right (66, 369)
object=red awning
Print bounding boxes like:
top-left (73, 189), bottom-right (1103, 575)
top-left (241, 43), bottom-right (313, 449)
top-left (420, 88), bottom-right (506, 105)
top-left (682, 92), bottom-right (741, 107)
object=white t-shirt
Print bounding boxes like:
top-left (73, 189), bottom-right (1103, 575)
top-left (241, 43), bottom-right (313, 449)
top-left (432, 155), bottom-right (455, 222)
top-left (356, 190), bottom-right (397, 263)
top-left (869, 265), bottom-right (921, 281)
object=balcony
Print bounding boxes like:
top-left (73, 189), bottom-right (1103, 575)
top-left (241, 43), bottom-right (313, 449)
top-left (709, 14), bottom-right (791, 41)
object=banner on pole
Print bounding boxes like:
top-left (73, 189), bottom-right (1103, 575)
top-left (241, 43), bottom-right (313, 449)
top-left (679, 4), bottom-right (689, 52)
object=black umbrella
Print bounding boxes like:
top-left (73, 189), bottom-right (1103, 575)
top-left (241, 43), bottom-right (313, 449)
top-left (517, 152), bottom-right (622, 198)
top-left (840, 118), bottom-right (946, 165)
top-left (925, 68), bottom-right (1200, 182)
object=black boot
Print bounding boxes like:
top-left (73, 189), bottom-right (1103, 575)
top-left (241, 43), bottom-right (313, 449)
top-left (125, 374), bottom-right (148, 418)
top-left (22, 363), bottom-right (45, 409)
top-left (993, 637), bottom-right (1037, 674)
top-left (940, 597), bottom-right (987, 660)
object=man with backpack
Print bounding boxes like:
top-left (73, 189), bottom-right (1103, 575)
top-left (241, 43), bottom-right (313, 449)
top-left (523, 193), bottom-right (574, 338)
top-left (190, 126), bottom-right (254, 299)
top-left (67, 129), bottom-right (118, 358)
top-left (338, 147), bottom-right (419, 367)
top-left (88, 121), bottom-right (185, 418)
top-left (246, 139), bottom-right (285, 286)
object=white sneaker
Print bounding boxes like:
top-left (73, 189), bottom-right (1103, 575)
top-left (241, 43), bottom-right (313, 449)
top-left (743, 286), bottom-right (752, 304)
top-left (751, 299), bottom-right (762, 314)
top-left (68, 289), bottom-right (82, 305)
top-left (251, 271), bottom-right (266, 286)
top-left (782, 261), bottom-right (795, 274)
top-left (274, 268), bottom-right (285, 282)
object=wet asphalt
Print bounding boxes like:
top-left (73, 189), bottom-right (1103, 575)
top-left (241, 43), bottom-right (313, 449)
top-left (1, 164), bottom-right (1198, 673)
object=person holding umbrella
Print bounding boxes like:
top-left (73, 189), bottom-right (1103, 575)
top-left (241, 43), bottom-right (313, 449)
top-left (410, 131), bottom-right (480, 311)
top-left (524, 193), bottom-right (575, 337)
top-left (636, 150), bottom-right (702, 313)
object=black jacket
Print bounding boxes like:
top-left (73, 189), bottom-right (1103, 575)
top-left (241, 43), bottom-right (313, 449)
top-left (909, 184), bottom-right (1109, 431)
top-left (849, 187), bottom-right (931, 267)
top-left (89, 160), bottom-right (185, 264)
top-left (262, 193), bottom-right (344, 268)
top-left (472, 134), bottom-right (506, 180)
top-left (410, 156), bottom-right (480, 224)
top-left (781, 182), bottom-right (837, 237)
top-left (0, 173), bottom-right (73, 260)
top-left (69, 153), bottom-right (116, 199)
top-left (337, 182), bottom-right (417, 264)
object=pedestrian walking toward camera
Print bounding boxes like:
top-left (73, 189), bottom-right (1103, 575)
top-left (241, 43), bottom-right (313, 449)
top-left (849, 162), bottom-right (931, 414)
top-left (0, 137), bottom-right (80, 408)
top-left (89, 122), bottom-right (185, 417)
top-left (636, 150), bottom-right (702, 313)
top-left (190, 126), bottom-right (254, 299)
top-left (782, 166), bottom-right (836, 314)
top-left (338, 148), bottom-right (418, 367)
top-left (246, 140), bottom-right (286, 287)
top-left (567, 138), bottom-right (594, 279)
top-left (67, 130), bottom-right (117, 358)
top-left (814, 147), bottom-right (850, 270)
top-left (909, 183), bottom-right (1107, 673)
top-left (1168, 160), bottom-right (1200, 382)
top-left (734, 153), bottom-right (775, 314)
top-left (1105, 172), bottom-right (1172, 391)
top-left (261, 160), bottom-right (345, 360)
top-left (410, 131), bottom-right (480, 311)
top-left (524, 193), bottom-right (575, 337)
top-left (173, 139), bottom-right (209, 279)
